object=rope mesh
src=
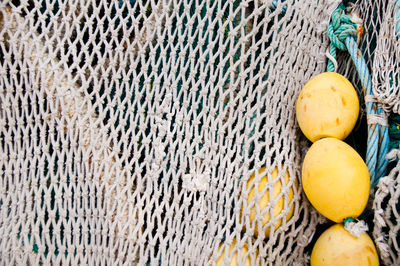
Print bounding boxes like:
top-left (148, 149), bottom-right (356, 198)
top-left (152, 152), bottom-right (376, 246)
top-left (1, 0), bottom-right (399, 264)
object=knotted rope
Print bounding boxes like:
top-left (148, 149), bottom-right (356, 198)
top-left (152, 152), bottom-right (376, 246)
top-left (326, 2), bottom-right (389, 189)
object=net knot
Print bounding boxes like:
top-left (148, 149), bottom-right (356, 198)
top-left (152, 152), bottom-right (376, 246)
top-left (182, 171), bottom-right (210, 193)
top-left (386, 148), bottom-right (400, 162)
top-left (374, 209), bottom-right (386, 228)
top-left (344, 217), bottom-right (368, 237)
top-left (376, 175), bottom-right (395, 194)
top-left (374, 235), bottom-right (390, 258)
top-left (327, 3), bottom-right (358, 51)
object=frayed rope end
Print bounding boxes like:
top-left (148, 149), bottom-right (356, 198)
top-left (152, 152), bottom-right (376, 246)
top-left (344, 219), bottom-right (368, 238)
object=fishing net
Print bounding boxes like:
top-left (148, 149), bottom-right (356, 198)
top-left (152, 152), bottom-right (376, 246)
top-left (374, 157), bottom-right (400, 265)
top-left (346, 0), bottom-right (400, 265)
top-left (372, 15), bottom-right (400, 258)
top-left (0, 0), bottom-right (397, 265)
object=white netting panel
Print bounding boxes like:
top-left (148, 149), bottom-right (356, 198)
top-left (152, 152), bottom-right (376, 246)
top-left (373, 156), bottom-right (400, 265)
top-left (352, 0), bottom-right (400, 264)
top-left (336, 0), bottom-right (399, 115)
top-left (370, 0), bottom-right (400, 114)
top-left (0, 0), bottom-right (339, 264)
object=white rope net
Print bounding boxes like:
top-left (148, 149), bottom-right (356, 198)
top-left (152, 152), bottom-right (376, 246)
top-left (347, 0), bottom-right (400, 265)
top-left (369, 0), bottom-right (400, 115)
top-left (336, 0), bottom-right (399, 115)
top-left (4, 0), bottom-right (395, 264)
top-left (373, 157), bottom-right (400, 266)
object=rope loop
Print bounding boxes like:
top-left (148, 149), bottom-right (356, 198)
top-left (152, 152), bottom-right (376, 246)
top-left (326, 3), bottom-right (359, 71)
top-left (327, 5), bottom-right (357, 51)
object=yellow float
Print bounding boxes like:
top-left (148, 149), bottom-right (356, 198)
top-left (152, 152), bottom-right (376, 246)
top-left (215, 239), bottom-right (256, 266)
top-left (311, 224), bottom-right (379, 266)
top-left (296, 72), bottom-right (359, 142)
top-left (302, 138), bottom-right (370, 223)
top-left (242, 167), bottom-right (296, 238)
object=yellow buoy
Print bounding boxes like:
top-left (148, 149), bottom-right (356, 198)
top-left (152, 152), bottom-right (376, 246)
top-left (242, 167), bottom-right (296, 238)
top-left (302, 138), bottom-right (370, 223)
top-left (311, 224), bottom-right (379, 266)
top-left (296, 72), bottom-right (359, 142)
top-left (215, 239), bottom-right (256, 266)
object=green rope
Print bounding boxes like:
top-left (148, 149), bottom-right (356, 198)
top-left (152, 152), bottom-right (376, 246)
top-left (343, 217), bottom-right (355, 225)
top-left (326, 3), bottom-right (358, 72)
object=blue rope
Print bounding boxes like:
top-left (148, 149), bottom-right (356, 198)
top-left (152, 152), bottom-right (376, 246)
top-left (327, 3), bottom-right (389, 188)
top-left (396, 0), bottom-right (400, 37)
top-left (343, 217), bottom-right (355, 225)
top-left (344, 37), bottom-right (389, 188)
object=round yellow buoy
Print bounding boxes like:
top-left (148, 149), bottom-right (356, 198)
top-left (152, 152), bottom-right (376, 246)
top-left (215, 239), bottom-right (257, 266)
top-left (296, 72), bottom-right (359, 142)
top-left (242, 167), bottom-right (296, 238)
top-left (302, 138), bottom-right (370, 223)
top-left (311, 224), bottom-right (379, 266)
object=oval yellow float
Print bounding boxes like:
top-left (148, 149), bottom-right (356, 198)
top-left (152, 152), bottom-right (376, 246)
top-left (215, 239), bottom-right (256, 266)
top-left (311, 224), bottom-right (379, 266)
top-left (302, 138), bottom-right (370, 223)
top-left (296, 72), bottom-right (359, 142)
top-left (242, 167), bottom-right (296, 238)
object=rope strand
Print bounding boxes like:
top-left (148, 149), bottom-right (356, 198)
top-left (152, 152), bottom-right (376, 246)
top-left (326, 3), bottom-right (389, 188)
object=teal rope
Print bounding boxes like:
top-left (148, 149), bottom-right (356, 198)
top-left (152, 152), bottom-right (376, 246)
top-left (326, 3), bottom-right (358, 72)
top-left (345, 36), bottom-right (389, 188)
top-left (396, 0), bottom-right (400, 36)
top-left (327, 3), bottom-right (389, 188)
top-left (343, 217), bottom-right (355, 225)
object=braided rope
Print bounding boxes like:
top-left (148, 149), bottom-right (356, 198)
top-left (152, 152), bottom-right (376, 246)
top-left (326, 3), bottom-right (389, 188)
